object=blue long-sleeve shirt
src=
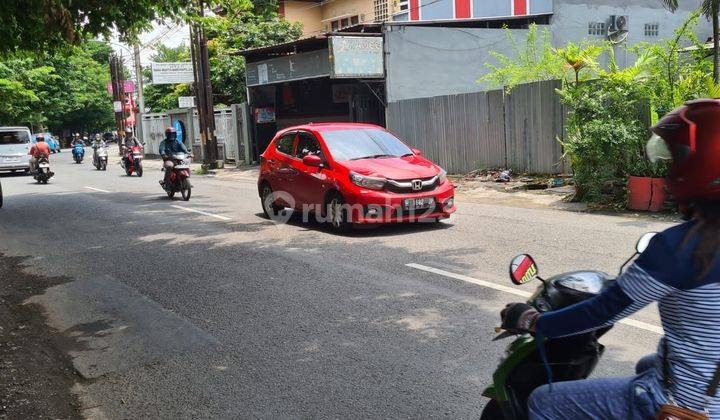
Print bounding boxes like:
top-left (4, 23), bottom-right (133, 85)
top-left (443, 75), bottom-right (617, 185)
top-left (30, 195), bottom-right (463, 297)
top-left (536, 221), bottom-right (720, 416)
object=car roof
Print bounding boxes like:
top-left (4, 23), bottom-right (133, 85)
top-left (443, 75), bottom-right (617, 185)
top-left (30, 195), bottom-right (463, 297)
top-left (0, 126), bottom-right (31, 131)
top-left (278, 122), bottom-right (384, 136)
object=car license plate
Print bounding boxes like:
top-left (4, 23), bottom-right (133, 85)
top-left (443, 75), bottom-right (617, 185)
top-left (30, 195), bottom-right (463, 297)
top-left (403, 197), bottom-right (435, 210)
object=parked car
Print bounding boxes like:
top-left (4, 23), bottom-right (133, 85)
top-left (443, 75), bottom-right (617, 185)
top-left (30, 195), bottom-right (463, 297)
top-left (258, 123), bottom-right (456, 231)
top-left (33, 133), bottom-right (61, 153)
top-left (0, 126), bottom-right (32, 173)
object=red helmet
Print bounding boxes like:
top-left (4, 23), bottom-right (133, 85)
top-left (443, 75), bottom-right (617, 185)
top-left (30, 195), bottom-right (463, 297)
top-left (650, 99), bottom-right (720, 204)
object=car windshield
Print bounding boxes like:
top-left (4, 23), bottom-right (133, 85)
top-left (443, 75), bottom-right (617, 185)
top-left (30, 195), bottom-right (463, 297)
top-left (0, 130), bottom-right (30, 145)
top-left (321, 128), bottom-right (413, 161)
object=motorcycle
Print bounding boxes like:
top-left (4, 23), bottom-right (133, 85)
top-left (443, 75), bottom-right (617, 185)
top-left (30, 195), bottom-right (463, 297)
top-left (33, 154), bottom-right (54, 184)
top-left (162, 153), bottom-right (192, 201)
top-left (72, 143), bottom-right (85, 164)
top-left (93, 144), bottom-right (108, 171)
top-left (480, 232), bottom-right (657, 420)
top-left (122, 146), bottom-right (144, 177)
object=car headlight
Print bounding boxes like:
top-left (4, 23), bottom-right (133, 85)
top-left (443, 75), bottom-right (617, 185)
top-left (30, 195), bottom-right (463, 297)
top-left (350, 172), bottom-right (386, 190)
top-left (438, 168), bottom-right (447, 184)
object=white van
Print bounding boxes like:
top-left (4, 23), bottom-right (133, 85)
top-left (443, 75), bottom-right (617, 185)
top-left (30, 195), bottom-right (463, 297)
top-left (0, 126), bottom-right (32, 173)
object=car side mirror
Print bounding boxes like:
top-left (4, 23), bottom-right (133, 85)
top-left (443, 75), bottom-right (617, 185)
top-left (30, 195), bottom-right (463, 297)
top-left (411, 148), bottom-right (423, 156)
top-left (303, 154), bottom-right (323, 168)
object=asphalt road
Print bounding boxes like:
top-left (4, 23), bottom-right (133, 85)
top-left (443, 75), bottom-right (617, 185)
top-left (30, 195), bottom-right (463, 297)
top-left (0, 149), bottom-right (675, 419)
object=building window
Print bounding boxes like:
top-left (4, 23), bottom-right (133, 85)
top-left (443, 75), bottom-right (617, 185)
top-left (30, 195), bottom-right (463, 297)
top-left (398, 0), bottom-right (408, 12)
top-left (588, 22), bottom-right (606, 36)
top-left (645, 23), bottom-right (659, 37)
top-left (328, 15), bottom-right (360, 31)
top-left (374, 0), bottom-right (389, 22)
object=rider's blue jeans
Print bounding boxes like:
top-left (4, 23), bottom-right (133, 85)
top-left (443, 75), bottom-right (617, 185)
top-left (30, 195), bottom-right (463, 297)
top-left (527, 354), bottom-right (667, 420)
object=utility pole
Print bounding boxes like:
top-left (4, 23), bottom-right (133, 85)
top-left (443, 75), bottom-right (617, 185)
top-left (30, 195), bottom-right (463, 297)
top-left (133, 44), bottom-right (145, 144)
top-left (109, 53), bottom-right (127, 155)
top-left (190, 0), bottom-right (219, 168)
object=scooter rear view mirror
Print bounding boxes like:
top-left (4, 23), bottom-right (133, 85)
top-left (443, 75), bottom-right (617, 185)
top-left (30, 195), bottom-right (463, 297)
top-left (509, 254), bottom-right (539, 285)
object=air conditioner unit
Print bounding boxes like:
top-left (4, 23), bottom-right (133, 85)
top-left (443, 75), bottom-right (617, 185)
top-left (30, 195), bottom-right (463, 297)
top-left (609, 15), bottom-right (629, 32)
top-left (608, 15), bottom-right (629, 44)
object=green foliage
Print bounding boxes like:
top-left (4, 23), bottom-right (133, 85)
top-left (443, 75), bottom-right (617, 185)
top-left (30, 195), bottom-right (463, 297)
top-left (0, 0), bottom-right (196, 53)
top-left (143, 0), bottom-right (301, 111)
top-left (556, 42), bottom-right (605, 85)
top-left (206, 0), bottom-right (302, 105)
top-left (559, 78), bottom-right (655, 203)
top-left (479, 24), bottom-right (567, 91)
top-left (0, 41), bottom-right (114, 133)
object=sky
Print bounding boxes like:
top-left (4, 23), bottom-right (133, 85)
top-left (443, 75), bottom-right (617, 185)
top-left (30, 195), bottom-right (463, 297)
top-left (109, 21), bottom-right (191, 81)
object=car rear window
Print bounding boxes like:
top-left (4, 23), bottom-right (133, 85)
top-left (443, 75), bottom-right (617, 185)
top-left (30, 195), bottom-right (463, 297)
top-left (321, 129), bottom-right (413, 161)
top-left (0, 130), bottom-right (30, 145)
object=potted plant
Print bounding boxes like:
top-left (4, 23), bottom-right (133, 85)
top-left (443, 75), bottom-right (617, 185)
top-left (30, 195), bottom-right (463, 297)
top-left (627, 135), bottom-right (670, 212)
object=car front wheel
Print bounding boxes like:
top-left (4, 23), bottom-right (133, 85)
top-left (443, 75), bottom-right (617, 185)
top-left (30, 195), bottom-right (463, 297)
top-left (325, 193), bottom-right (351, 233)
top-left (260, 184), bottom-right (283, 219)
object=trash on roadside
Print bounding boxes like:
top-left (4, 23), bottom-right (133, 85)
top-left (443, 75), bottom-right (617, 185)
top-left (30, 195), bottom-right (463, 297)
top-left (495, 170), bottom-right (511, 182)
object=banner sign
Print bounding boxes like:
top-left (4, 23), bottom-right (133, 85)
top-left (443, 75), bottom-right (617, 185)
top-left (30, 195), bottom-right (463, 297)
top-left (329, 36), bottom-right (384, 78)
top-left (107, 80), bottom-right (135, 94)
top-left (246, 50), bottom-right (330, 86)
top-left (151, 62), bottom-right (194, 84)
top-left (178, 96), bottom-right (196, 108)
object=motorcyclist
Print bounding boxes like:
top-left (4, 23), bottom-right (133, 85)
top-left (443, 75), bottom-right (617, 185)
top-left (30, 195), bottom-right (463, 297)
top-left (71, 135), bottom-right (85, 147)
top-left (121, 127), bottom-right (143, 167)
top-left (502, 99), bottom-right (720, 419)
top-left (159, 127), bottom-right (189, 187)
top-left (29, 134), bottom-right (51, 173)
top-left (92, 134), bottom-right (106, 149)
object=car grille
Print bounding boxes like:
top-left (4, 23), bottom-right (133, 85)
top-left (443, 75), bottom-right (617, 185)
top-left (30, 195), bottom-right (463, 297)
top-left (385, 176), bottom-right (439, 193)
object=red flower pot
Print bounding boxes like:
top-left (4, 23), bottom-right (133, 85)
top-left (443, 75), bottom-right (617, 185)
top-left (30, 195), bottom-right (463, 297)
top-left (627, 176), bottom-right (666, 212)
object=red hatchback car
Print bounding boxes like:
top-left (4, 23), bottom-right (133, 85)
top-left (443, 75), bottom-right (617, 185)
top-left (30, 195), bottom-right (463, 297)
top-left (258, 123), bottom-right (456, 231)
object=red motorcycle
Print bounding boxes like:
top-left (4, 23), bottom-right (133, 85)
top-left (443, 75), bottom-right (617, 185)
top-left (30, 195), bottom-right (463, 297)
top-left (162, 152), bottom-right (192, 201)
top-left (122, 146), bottom-right (144, 177)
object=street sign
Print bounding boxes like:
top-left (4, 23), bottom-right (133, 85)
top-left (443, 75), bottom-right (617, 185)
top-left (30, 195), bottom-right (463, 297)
top-left (178, 96), bottom-right (196, 108)
top-left (151, 62), bottom-right (195, 84)
top-left (113, 101), bottom-right (123, 113)
top-left (107, 81), bottom-right (136, 94)
top-left (329, 36), bottom-right (384, 78)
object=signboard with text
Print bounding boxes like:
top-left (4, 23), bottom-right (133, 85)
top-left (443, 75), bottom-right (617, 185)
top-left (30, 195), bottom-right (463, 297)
top-left (151, 62), bottom-right (195, 84)
top-left (178, 96), bottom-right (196, 108)
top-left (329, 36), bottom-right (384, 78)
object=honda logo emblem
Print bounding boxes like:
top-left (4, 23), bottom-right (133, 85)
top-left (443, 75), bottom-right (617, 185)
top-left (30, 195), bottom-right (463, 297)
top-left (412, 180), bottom-right (423, 191)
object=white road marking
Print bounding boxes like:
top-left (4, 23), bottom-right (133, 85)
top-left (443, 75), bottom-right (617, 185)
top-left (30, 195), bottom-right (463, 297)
top-left (85, 186), bottom-right (111, 193)
top-left (406, 263), bottom-right (664, 335)
top-left (170, 205), bottom-right (232, 221)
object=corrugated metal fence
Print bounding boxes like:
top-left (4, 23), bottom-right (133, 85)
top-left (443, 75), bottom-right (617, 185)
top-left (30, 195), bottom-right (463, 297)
top-left (141, 104), bottom-right (250, 164)
top-left (387, 80), bottom-right (566, 174)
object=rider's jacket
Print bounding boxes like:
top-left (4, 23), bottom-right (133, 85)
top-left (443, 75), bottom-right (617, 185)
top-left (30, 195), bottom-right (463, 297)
top-left (159, 139), bottom-right (189, 157)
top-left (536, 221), bottom-right (720, 416)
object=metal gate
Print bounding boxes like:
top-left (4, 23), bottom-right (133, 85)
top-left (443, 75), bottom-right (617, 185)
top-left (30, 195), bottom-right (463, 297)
top-left (140, 113), bottom-right (170, 155)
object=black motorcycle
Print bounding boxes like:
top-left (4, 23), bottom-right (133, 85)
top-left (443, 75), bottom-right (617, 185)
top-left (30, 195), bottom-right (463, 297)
top-left (481, 232), bottom-right (656, 419)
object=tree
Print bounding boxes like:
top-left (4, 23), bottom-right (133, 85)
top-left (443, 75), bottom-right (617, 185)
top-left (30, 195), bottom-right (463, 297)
top-left (0, 41), bottom-right (115, 133)
top-left (480, 24), bottom-right (567, 90)
top-left (661, 0), bottom-right (720, 82)
top-left (142, 0), bottom-right (302, 110)
top-left (205, 0), bottom-right (302, 104)
top-left (0, 0), bottom-right (195, 53)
